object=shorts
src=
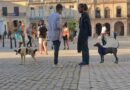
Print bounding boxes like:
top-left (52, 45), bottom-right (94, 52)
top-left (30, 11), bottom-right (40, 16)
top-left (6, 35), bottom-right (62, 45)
top-left (39, 38), bottom-right (43, 44)
top-left (39, 38), bottom-right (47, 45)
top-left (63, 35), bottom-right (67, 41)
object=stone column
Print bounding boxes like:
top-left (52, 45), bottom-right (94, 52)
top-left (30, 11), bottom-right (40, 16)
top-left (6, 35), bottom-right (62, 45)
top-left (124, 21), bottom-right (128, 36)
top-left (110, 22), bottom-right (115, 37)
top-left (92, 21), bottom-right (96, 38)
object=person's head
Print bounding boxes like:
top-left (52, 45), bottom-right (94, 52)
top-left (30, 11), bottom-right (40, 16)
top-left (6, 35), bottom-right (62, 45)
top-left (56, 4), bottom-right (63, 14)
top-left (33, 25), bottom-right (36, 29)
top-left (78, 3), bottom-right (84, 13)
top-left (83, 4), bottom-right (88, 11)
top-left (19, 21), bottom-right (22, 26)
top-left (40, 20), bottom-right (44, 26)
top-left (63, 22), bottom-right (67, 27)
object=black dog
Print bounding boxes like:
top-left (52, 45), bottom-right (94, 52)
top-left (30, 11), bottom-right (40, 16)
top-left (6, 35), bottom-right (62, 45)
top-left (94, 43), bottom-right (118, 64)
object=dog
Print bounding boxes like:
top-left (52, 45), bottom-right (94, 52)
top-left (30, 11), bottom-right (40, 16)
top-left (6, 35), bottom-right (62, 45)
top-left (94, 43), bottom-right (118, 64)
top-left (14, 47), bottom-right (38, 65)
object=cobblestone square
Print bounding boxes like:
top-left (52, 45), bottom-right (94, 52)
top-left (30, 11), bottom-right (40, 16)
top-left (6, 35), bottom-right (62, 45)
top-left (0, 37), bottom-right (130, 90)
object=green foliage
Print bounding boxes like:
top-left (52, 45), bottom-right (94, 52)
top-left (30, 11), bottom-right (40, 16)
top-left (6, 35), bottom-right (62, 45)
top-left (67, 19), bottom-right (77, 41)
top-left (67, 19), bottom-right (77, 31)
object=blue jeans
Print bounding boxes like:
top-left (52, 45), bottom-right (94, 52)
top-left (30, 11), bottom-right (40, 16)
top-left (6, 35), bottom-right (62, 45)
top-left (81, 41), bottom-right (89, 64)
top-left (53, 40), bottom-right (61, 65)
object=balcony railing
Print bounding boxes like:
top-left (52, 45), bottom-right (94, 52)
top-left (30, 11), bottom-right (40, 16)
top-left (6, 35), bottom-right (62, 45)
top-left (28, 0), bottom-right (77, 4)
top-left (2, 13), bottom-right (26, 17)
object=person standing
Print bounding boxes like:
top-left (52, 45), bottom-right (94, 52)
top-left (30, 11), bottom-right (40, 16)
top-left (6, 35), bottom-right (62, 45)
top-left (62, 22), bottom-right (69, 50)
top-left (15, 21), bottom-right (23, 48)
top-left (21, 21), bottom-right (26, 47)
top-left (38, 20), bottom-right (48, 54)
top-left (48, 4), bottom-right (63, 67)
top-left (26, 23), bottom-right (32, 47)
top-left (77, 3), bottom-right (92, 66)
top-left (101, 24), bottom-right (107, 45)
top-left (32, 25), bottom-right (37, 47)
top-left (114, 31), bottom-right (117, 39)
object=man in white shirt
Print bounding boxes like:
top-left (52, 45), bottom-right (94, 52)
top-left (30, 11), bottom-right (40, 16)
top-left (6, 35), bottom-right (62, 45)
top-left (48, 4), bottom-right (63, 67)
top-left (101, 24), bottom-right (107, 45)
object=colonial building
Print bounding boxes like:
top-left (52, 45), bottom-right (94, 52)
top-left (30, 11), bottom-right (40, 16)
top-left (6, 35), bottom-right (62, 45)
top-left (81, 0), bottom-right (130, 37)
top-left (0, 0), bottom-right (28, 34)
top-left (27, 0), bottom-right (79, 23)
top-left (0, 0), bottom-right (130, 37)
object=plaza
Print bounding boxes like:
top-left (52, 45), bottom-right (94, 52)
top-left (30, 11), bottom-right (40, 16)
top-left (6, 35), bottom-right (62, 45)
top-left (1, 0), bottom-right (130, 37)
top-left (0, 0), bottom-right (130, 90)
top-left (0, 37), bottom-right (130, 90)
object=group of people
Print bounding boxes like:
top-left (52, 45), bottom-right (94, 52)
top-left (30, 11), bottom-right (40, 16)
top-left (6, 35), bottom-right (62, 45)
top-left (13, 21), bottom-right (25, 48)
top-left (26, 20), bottom-right (48, 55)
top-left (2, 3), bottom-right (91, 67)
top-left (48, 3), bottom-right (92, 67)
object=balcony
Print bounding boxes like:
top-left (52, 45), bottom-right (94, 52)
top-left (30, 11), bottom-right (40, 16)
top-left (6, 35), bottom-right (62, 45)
top-left (2, 13), bottom-right (26, 17)
top-left (29, 16), bottom-right (43, 20)
top-left (28, 0), bottom-right (77, 5)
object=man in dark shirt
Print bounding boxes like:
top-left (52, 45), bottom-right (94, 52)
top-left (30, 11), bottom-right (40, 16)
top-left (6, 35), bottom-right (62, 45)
top-left (77, 3), bottom-right (92, 65)
top-left (39, 25), bottom-right (47, 39)
top-left (38, 20), bottom-right (48, 54)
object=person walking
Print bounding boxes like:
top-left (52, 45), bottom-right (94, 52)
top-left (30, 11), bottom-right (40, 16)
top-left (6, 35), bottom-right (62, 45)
top-left (62, 22), bottom-right (69, 50)
top-left (15, 21), bottom-right (23, 48)
top-left (114, 31), bottom-right (117, 39)
top-left (48, 4), bottom-right (63, 67)
top-left (101, 24), bottom-right (107, 45)
top-left (26, 23), bottom-right (33, 47)
top-left (21, 21), bottom-right (26, 47)
top-left (38, 20), bottom-right (48, 54)
top-left (32, 25), bottom-right (37, 47)
top-left (77, 3), bottom-right (92, 66)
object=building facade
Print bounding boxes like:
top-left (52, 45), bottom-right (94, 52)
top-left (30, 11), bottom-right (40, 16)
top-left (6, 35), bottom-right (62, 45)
top-left (0, 0), bottom-right (130, 37)
top-left (83, 0), bottom-right (130, 37)
top-left (0, 0), bottom-right (28, 34)
top-left (27, 0), bottom-right (79, 23)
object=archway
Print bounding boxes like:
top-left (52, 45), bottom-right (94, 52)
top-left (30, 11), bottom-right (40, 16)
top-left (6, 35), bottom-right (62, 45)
top-left (105, 23), bottom-right (110, 35)
top-left (96, 23), bottom-right (102, 35)
top-left (114, 21), bottom-right (124, 36)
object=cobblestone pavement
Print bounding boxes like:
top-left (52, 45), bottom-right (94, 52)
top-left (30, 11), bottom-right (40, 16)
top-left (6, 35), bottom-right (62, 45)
top-left (1, 37), bottom-right (130, 90)
top-left (79, 55), bottom-right (130, 90)
top-left (0, 57), bottom-right (81, 90)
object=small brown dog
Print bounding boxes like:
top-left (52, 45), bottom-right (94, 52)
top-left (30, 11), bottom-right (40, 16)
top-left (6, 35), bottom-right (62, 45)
top-left (14, 47), bottom-right (38, 65)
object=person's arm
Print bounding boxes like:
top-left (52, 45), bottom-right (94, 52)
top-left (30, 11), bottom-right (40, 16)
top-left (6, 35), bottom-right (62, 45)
top-left (56, 15), bottom-right (63, 38)
top-left (56, 15), bottom-right (62, 31)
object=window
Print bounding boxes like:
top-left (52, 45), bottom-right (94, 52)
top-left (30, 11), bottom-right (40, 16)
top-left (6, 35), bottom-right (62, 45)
top-left (104, 7), bottom-right (110, 18)
top-left (95, 7), bottom-right (101, 18)
top-left (2, 7), bottom-right (7, 16)
top-left (116, 6), bottom-right (121, 17)
top-left (14, 7), bottom-right (19, 16)
top-left (69, 5), bottom-right (74, 9)
top-left (39, 6), bottom-right (43, 17)
top-left (30, 7), bottom-right (35, 17)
